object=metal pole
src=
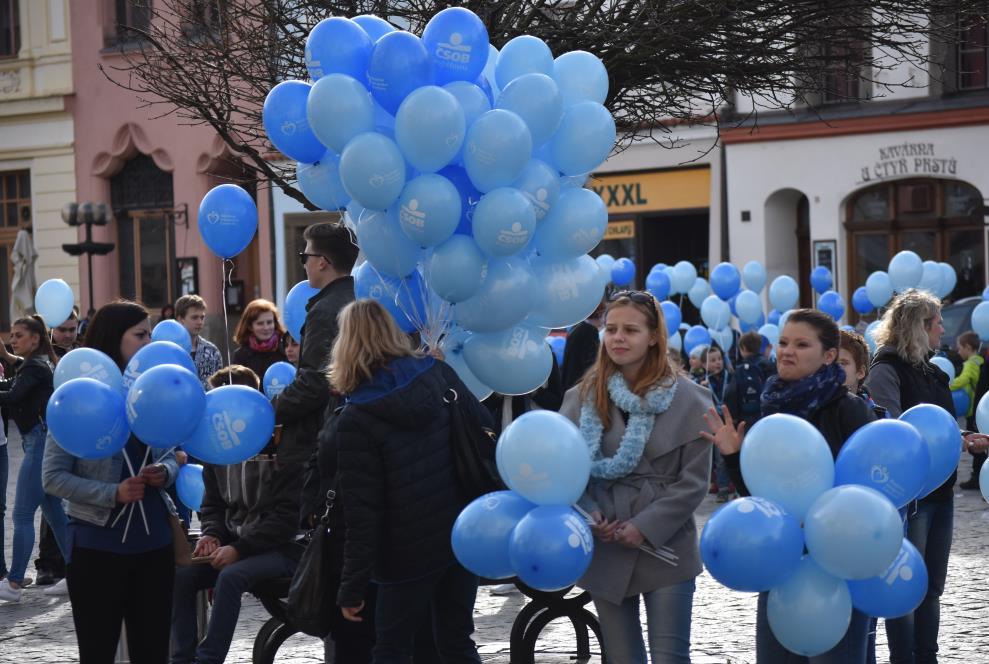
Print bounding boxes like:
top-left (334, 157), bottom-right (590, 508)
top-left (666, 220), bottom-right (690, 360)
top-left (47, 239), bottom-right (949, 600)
top-left (85, 221), bottom-right (94, 315)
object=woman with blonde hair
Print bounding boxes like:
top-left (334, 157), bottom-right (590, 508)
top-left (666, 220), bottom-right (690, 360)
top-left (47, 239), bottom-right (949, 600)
top-left (232, 299), bottom-right (288, 383)
top-left (330, 299), bottom-right (490, 662)
top-left (559, 290), bottom-right (712, 663)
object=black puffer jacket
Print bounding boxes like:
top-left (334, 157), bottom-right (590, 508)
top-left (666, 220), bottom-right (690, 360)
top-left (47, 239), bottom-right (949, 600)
top-left (232, 344), bottom-right (288, 387)
top-left (0, 355), bottom-right (55, 435)
top-left (335, 356), bottom-right (491, 608)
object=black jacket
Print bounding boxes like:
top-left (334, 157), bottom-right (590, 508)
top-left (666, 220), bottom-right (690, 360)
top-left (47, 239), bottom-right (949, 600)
top-left (0, 355), bottom-right (55, 435)
top-left (232, 344), bottom-right (288, 387)
top-left (561, 320), bottom-right (600, 391)
top-left (274, 276), bottom-right (355, 464)
top-left (334, 357), bottom-right (491, 607)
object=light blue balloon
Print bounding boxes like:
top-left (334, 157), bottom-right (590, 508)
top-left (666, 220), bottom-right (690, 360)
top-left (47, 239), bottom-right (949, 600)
top-left (646, 270), bottom-right (671, 301)
top-left (463, 324), bottom-right (552, 395)
top-left (528, 254), bottom-right (606, 329)
top-left (152, 320), bottom-right (192, 353)
top-left (54, 348), bottom-right (123, 392)
top-left (778, 309), bottom-right (794, 331)
top-left (126, 365), bottom-right (205, 447)
top-left (595, 253), bottom-right (616, 274)
top-left (509, 505), bottom-right (593, 591)
top-left (735, 290), bottom-right (763, 325)
top-left (611, 258), bottom-right (635, 287)
top-left (938, 262), bottom-right (957, 298)
top-left (899, 404), bottom-right (962, 498)
top-left (984, 285), bottom-right (989, 300)
top-left (688, 278), bottom-right (712, 309)
top-left (549, 101), bottom-right (616, 176)
top-left (834, 419), bottom-right (929, 507)
top-left (918, 260), bottom-right (943, 295)
top-left (767, 557), bottom-right (852, 657)
top-left (452, 491), bottom-right (535, 579)
top-left (262, 81), bottom-right (325, 164)
top-left (438, 165), bottom-right (482, 234)
top-left (511, 159), bottom-right (559, 223)
top-left (395, 86), bottom-right (466, 173)
top-left (758, 323), bottom-right (780, 347)
top-left (864, 320), bottom-right (880, 354)
top-left (366, 31), bottom-right (434, 115)
top-left (769, 275), bottom-right (800, 312)
top-left (804, 484), bottom-right (903, 580)
top-left (661, 301), bottom-right (682, 336)
top-left (182, 385), bottom-right (276, 465)
top-left (552, 50), bottom-right (608, 106)
top-left (848, 539), bottom-right (928, 619)
top-left (701, 295), bottom-right (732, 330)
top-left (297, 151), bottom-right (351, 211)
top-left (283, 280), bottom-right (320, 341)
top-left (866, 271), bottom-right (894, 308)
top-left (198, 184), bottom-right (258, 259)
top-left (743, 261), bottom-right (767, 293)
top-left (532, 187), bottom-right (606, 260)
top-left (496, 73), bottom-right (563, 146)
top-left (472, 187), bottom-right (536, 257)
top-left (339, 132), bottom-right (406, 211)
top-left (495, 35), bottom-right (553, 89)
top-left (353, 15), bottom-right (395, 42)
top-left (852, 287), bottom-right (873, 315)
top-left (700, 496), bottom-right (804, 592)
top-left (426, 235), bottom-right (486, 303)
top-left (263, 361), bottom-right (297, 400)
top-left (305, 17), bottom-right (373, 82)
top-left (710, 263), bottom-right (741, 300)
top-left (768, 309), bottom-right (782, 326)
top-left (549, 336), bottom-right (566, 365)
top-left (396, 174), bottom-right (462, 247)
top-left (888, 250), bottom-right (923, 292)
top-left (306, 73), bottom-right (375, 154)
top-left (497, 410), bottom-right (591, 504)
top-left (355, 207), bottom-right (420, 277)
top-left (930, 355), bottom-right (955, 381)
top-left (455, 257), bottom-right (533, 332)
top-left (47, 378), bottom-right (130, 460)
top-left (34, 279), bottom-right (75, 327)
top-left (443, 81), bottom-right (492, 163)
top-left (740, 414), bottom-right (834, 521)
top-left (422, 7), bottom-right (489, 84)
top-left (439, 328), bottom-right (493, 401)
top-left (953, 388), bottom-right (970, 418)
top-left (463, 109), bottom-right (532, 193)
top-left (684, 325), bottom-right (711, 354)
top-left (668, 331), bottom-right (682, 352)
top-left (973, 301), bottom-right (989, 341)
top-left (121, 341), bottom-right (197, 394)
top-left (671, 261), bottom-right (697, 294)
top-left (710, 327), bottom-right (734, 352)
top-left (818, 290), bottom-right (845, 321)
top-left (354, 262), bottom-right (427, 333)
top-left (810, 266), bottom-right (833, 294)
top-left (176, 464), bottom-right (205, 512)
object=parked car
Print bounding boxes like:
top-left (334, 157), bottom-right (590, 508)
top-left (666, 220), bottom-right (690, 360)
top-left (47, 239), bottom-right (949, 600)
top-left (939, 295), bottom-right (982, 356)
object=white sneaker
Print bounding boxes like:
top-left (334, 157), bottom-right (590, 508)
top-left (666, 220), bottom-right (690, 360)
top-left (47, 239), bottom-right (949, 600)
top-left (0, 579), bottom-right (23, 602)
top-left (43, 578), bottom-right (69, 596)
top-left (489, 583), bottom-right (519, 595)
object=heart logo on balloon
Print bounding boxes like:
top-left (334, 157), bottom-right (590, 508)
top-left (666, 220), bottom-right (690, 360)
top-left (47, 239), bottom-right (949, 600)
top-left (280, 120), bottom-right (297, 135)
top-left (207, 211), bottom-right (220, 224)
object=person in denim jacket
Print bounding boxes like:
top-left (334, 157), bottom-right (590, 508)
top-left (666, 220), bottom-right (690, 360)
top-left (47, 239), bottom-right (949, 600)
top-left (43, 301), bottom-right (180, 664)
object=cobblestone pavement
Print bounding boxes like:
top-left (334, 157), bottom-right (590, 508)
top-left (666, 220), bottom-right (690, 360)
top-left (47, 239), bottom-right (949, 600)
top-left (2, 432), bottom-right (988, 662)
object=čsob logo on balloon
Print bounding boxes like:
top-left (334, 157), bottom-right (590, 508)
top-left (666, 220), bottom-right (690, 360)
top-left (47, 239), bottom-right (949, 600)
top-left (564, 513), bottom-right (593, 555)
top-left (436, 33), bottom-right (472, 65)
top-left (212, 411), bottom-right (248, 451)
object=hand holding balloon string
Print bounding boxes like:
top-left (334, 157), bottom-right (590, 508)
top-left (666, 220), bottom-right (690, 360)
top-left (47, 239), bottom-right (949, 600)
top-left (572, 504), bottom-right (677, 566)
top-left (111, 446), bottom-right (154, 540)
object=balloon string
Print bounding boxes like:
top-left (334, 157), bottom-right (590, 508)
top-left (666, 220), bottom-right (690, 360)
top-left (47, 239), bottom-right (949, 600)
top-left (222, 259), bottom-right (234, 385)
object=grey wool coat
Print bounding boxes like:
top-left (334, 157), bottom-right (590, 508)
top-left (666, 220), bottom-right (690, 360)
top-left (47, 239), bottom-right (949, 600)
top-left (560, 375), bottom-right (713, 605)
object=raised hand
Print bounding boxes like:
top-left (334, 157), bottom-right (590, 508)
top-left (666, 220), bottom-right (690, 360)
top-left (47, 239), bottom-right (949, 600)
top-left (700, 406), bottom-right (746, 455)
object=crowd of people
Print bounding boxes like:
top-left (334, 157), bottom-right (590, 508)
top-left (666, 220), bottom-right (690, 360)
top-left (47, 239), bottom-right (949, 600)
top-left (0, 219), bottom-right (986, 664)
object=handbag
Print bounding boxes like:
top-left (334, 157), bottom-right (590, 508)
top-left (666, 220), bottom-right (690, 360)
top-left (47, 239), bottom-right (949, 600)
top-left (169, 514), bottom-right (193, 566)
top-left (443, 387), bottom-right (505, 501)
top-left (286, 488), bottom-right (339, 638)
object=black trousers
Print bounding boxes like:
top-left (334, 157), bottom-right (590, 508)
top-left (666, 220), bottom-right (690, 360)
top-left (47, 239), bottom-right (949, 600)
top-left (67, 544), bottom-right (175, 664)
top-left (35, 517), bottom-right (66, 576)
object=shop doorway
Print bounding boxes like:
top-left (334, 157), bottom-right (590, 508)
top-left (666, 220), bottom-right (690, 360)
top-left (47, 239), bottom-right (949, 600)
top-left (640, 210), bottom-right (709, 324)
top-left (764, 188), bottom-right (813, 310)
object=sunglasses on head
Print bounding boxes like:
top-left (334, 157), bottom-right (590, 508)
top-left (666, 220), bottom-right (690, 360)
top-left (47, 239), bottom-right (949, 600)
top-left (610, 290), bottom-right (660, 318)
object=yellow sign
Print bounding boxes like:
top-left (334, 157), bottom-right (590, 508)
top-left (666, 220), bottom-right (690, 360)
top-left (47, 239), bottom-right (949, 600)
top-left (604, 221), bottom-right (635, 240)
top-left (589, 167), bottom-right (711, 213)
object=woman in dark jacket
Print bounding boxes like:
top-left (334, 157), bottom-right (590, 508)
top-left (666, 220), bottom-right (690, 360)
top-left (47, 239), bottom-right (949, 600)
top-left (0, 315), bottom-right (67, 602)
top-left (702, 309), bottom-right (876, 663)
top-left (331, 299), bottom-right (488, 663)
top-left (232, 299), bottom-right (289, 383)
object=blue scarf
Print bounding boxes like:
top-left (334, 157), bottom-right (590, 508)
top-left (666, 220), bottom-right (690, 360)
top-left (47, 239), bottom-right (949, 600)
top-left (760, 362), bottom-right (846, 420)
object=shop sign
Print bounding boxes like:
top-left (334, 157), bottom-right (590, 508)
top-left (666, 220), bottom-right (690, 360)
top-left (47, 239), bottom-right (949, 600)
top-left (858, 142), bottom-right (958, 184)
top-left (604, 220), bottom-right (635, 240)
top-left (589, 168), bottom-right (710, 213)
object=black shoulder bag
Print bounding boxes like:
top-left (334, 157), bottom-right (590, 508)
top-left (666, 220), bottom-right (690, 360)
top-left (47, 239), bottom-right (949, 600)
top-left (286, 488), bottom-right (338, 638)
top-left (443, 387), bottom-right (505, 501)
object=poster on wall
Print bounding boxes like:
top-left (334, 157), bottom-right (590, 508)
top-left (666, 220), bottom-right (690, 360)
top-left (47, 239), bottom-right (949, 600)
top-left (177, 257), bottom-right (199, 296)
top-left (813, 240), bottom-right (837, 294)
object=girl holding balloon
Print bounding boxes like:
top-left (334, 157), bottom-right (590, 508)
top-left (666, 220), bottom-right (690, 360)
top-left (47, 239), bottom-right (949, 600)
top-left (702, 309), bottom-right (876, 662)
top-left (559, 290), bottom-right (713, 663)
top-left (232, 299), bottom-right (289, 384)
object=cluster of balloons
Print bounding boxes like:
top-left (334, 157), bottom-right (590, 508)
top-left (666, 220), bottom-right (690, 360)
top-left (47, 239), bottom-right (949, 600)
top-left (452, 411), bottom-right (593, 591)
top-left (701, 406), bottom-right (960, 656)
top-left (262, 7), bottom-right (615, 398)
top-left (858, 250), bottom-right (956, 316)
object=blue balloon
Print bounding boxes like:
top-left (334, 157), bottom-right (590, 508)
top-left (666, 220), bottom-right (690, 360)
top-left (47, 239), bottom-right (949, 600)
top-left (54, 347), bottom-right (123, 392)
top-left (532, 187), bottom-right (607, 260)
top-left (395, 86), bottom-right (466, 173)
top-left (47, 378), bottom-right (130, 460)
top-left (426, 235), bottom-right (486, 303)
top-left (548, 336), bottom-right (566, 365)
top-left (443, 81), bottom-right (492, 154)
top-left (463, 109), bottom-right (532, 193)
top-left (509, 505), bottom-right (593, 591)
top-left (735, 290), bottom-right (762, 326)
top-left (834, 419), bottom-right (930, 507)
top-left (848, 539), bottom-right (928, 619)
top-left (595, 253), bottom-right (616, 274)
top-left (740, 414), bottom-right (834, 521)
top-left (866, 271), bottom-right (894, 308)
top-left (475, 73), bottom-right (495, 106)
top-left (549, 101), bottom-right (616, 176)
top-left (152, 320), bottom-right (192, 352)
top-left (740, 312), bottom-right (766, 333)
top-left (710, 327), bottom-right (734, 353)
top-left (437, 165), bottom-right (481, 235)
top-left (176, 464), bottom-right (205, 512)
top-left (767, 557), bottom-right (852, 657)
top-left (852, 287), bottom-right (873, 315)
top-left (701, 295), bottom-right (731, 330)
top-left (700, 496), bottom-right (803, 592)
top-left (552, 50), bottom-right (608, 106)
top-left (452, 491), bottom-right (535, 579)
top-left (355, 207), bottom-right (420, 277)
top-left (918, 260), bottom-right (943, 295)
top-left (297, 151), bottom-right (351, 211)
top-left (952, 388), bottom-right (970, 418)
top-left (661, 301), bottom-right (682, 337)
top-left (864, 320), bottom-right (880, 354)
top-left (496, 73), bottom-right (563, 146)
top-left (306, 74), bottom-right (375, 154)
top-left (684, 325), bottom-right (711, 354)
top-left (182, 385), bottom-right (276, 465)
top-left (305, 17), bottom-right (373, 82)
top-left (888, 250), bottom-right (923, 292)
top-left (396, 174), bottom-right (461, 247)
top-left (463, 324), bottom-right (552, 395)
top-left (810, 266), bottom-right (833, 294)
top-left (422, 7), bottom-right (489, 85)
top-left (497, 411), bottom-right (591, 504)
top-left (646, 270), bottom-right (671, 301)
top-left (511, 159), bottom-right (559, 223)
top-left (121, 341), bottom-right (197, 394)
top-left (710, 263), bottom-right (741, 300)
top-left (670, 261), bottom-right (697, 294)
top-left (127, 365), bottom-right (205, 447)
top-left (818, 290), bottom-right (845, 321)
top-left (262, 361), bottom-right (297, 400)
top-left (938, 262), bottom-right (957, 298)
top-left (262, 81), bottom-right (325, 164)
top-left (354, 262), bottom-right (427, 333)
top-left (339, 132), bottom-right (406, 211)
top-left (198, 184), bottom-right (258, 259)
top-left (743, 261), bottom-right (767, 293)
top-left (455, 257), bottom-right (533, 332)
top-left (34, 279), bottom-right (74, 327)
top-left (611, 258), bottom-right (635, 287)
top-left (366, 31), bottom-right (434, 115)
top-left (899, 404), bottom-right (962, 498)
top-left (758, 323), bottom-right (780, 347)
top-left (439, 328), bottom-right (493, 401)
top-left (769, 275), bottom-right (800, 312)
top-left (930, 355), bottom-right (955, 381)
top-left (528, 255), bottom-right (606, 329)
top-left (352, 15), bottom-right (395, 42)
top-left (472, 188), bottom-right (536, 257)
top-left (283, 280), bottom-right (320, 341)
top-left (972, 301), bottom-right (989, 341)
top-left (495, 35), bottom-right (553, 89)
top-left (767, 309), bottom-right (782, 326)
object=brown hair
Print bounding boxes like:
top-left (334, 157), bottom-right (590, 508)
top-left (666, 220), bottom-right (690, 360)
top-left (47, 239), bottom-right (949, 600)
top-left (739, 330), bottom-right (762, 355)
top-left (328, 300), bottom-right (418, 394)
top-left (957, 331), bottom-right (980, 352)
top-left (12, 315), bottom-right (59, 365)
top-left (233, 299), bottom-right (287, 346)
top-left (175, 294), bottom-right (207, 319)
top-left (839, 330), bottom-right (870, 377)
top-left (700, 344), bottom-right (723, 366)
top-left (783, 309), bottom-right (840, 352)
top-left (83, 300), bottom-right (150, 370)
top-left (208, 364), bottom-right (260, 390)
top-left (304, 221), bottom-right (359, 274)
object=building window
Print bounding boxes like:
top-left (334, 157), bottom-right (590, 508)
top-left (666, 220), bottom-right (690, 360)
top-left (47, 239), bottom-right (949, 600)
top-left (958, 11), bottom-right (989, 91)
top-left (105, 0), bottom-right (152, 48)
top-left (821, 37), bottom-right (869, 103)
top-left (0, 0), bottom-right (20, 58)
top-left (0, 169), bottom-right (30, 228)
top-left (182, 0), bottom-right (225, 41)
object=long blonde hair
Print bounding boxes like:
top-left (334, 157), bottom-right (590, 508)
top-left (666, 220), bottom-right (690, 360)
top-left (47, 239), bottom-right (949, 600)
top-left (873, 288), bottom-right (941, 365)
top-left (579, 293), bottom-right (673, 429)
top-left (327, 300), bottom-right (418, 394)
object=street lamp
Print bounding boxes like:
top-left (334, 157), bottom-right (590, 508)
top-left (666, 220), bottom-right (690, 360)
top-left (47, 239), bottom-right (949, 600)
top-left (61, 202), bottom-right (116, 317)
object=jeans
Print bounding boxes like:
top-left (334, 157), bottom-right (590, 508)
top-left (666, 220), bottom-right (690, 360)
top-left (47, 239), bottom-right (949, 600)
top-left (0, 443), bottom-right (8, 578)
top-left (171, 548), bottom-right (298, 664)
top-left (712, 448), bottom-right (731, 491)
top-left (593, 579), bottom-right (695, 664)
top-left (9, 425), bottom-right (68, 583)
top-left (372, 563), bottom-right (481, 664)
top-left (756, 592), bottom-right (872, 663)
top-left (885, 498), bottom-right (953, 664)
